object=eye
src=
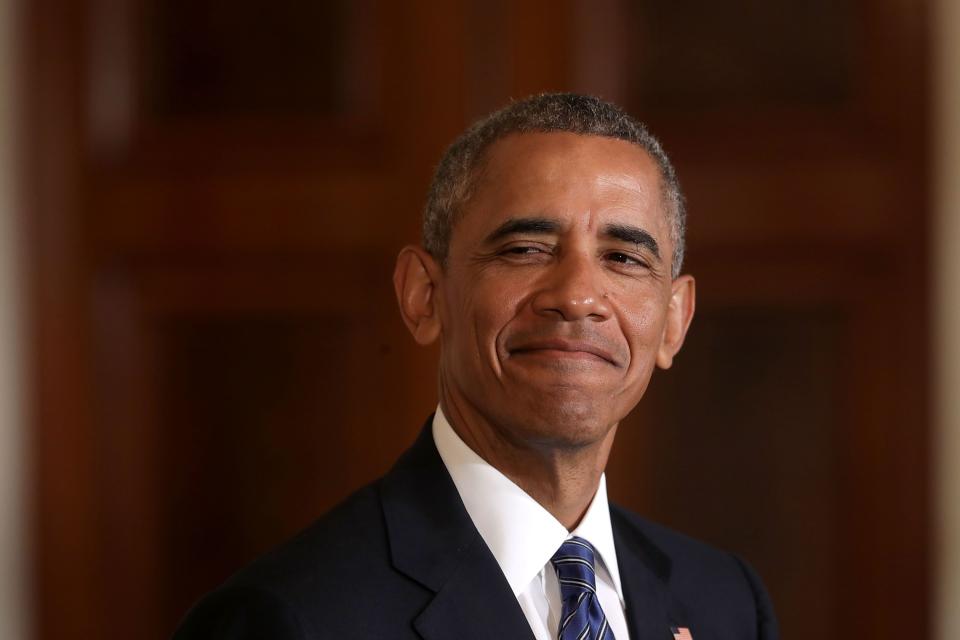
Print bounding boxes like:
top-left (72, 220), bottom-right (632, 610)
top-left (497, 243), bottom-right (554, 260)
top-left (503, 245), bottom-right (543, 255)
top-left (605, 251), bottom-right (647, 267)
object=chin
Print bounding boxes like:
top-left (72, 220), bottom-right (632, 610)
top-left (501, 394), bottom-right (620, 450)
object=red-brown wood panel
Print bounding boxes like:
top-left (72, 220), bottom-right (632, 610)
top-left (21, 1), bottom-right (929, 638)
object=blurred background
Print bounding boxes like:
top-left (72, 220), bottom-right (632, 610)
top-left (1, 0), bottom-right (958, 638)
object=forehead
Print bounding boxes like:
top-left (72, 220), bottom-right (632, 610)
top-left (462, 132), bottom-right (669, 237)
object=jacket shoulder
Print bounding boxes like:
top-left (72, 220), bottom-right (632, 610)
top-left (174, 482), bottom-right (428, 639)
top-left (226, 483), bottom-right (391, 594)
top-left (611, 504), bottom-right (780, 640)
top-left (173, 584), bottom-right (310, 640)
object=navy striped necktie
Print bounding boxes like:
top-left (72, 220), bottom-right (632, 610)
top-left (550, 537), bottom-right (615, 640)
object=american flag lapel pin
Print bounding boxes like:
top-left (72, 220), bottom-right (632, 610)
top-left (670, 625), bottom-right (693, 640)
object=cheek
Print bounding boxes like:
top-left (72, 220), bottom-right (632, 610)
top-left (445, 277), bottom-right (525, 362)
top-left (612, 300), bottom-right (667, 406)
top-left (619, 298), bottom-right (669, 363)
top-left (467, 268), bottom-right (530, 321)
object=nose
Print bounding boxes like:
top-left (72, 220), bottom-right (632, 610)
top-left (531, 253), bottom-right (611, 322)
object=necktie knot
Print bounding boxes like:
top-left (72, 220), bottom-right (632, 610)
top-left (551, 537), bottom-right (599, 598)
top-left (550, 537), bottom-right (614, 639)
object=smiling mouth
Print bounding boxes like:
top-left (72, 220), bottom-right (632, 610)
top-left (508, 340), bottom-right (619, 366)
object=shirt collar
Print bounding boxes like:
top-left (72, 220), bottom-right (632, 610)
top-left (432, 406), bottom-right (625, 604)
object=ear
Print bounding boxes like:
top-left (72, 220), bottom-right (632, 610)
top-left (656, 274), bottom-right (696, 370)
top-left (393, 245), bottom-right (443, 346)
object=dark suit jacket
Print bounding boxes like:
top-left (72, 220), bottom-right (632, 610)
top-left (174, 423), bottom-right (779, 640)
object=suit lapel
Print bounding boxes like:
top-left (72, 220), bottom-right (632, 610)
top-left (611, 507), bottom-right (688, 640)
top-left (412, 541), bottom-right (535, 640)
top-left (379, 421), bottom-right (535, 640)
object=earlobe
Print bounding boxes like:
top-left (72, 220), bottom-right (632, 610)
top-left (393, 245), bottom-right (443, 346)
top-left (656, 274), bottom-right (696, 370)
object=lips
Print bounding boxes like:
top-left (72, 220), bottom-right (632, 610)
top-left (506, 337), bottom-right (621, 366)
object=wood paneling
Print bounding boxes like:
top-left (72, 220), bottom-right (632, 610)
top-left (143, 0), bottom-right (366, 118)
top-left (21, 1), bottom-right (930, 638)
top-left (629, 0), bottom-right (854, 108)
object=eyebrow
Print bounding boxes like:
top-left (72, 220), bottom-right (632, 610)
top-left (483, 217), bottom-right (560, 244)
top-left (602, 223), bottom-right (661, 260)
top-left (482, 216), bottom-right (662, 261)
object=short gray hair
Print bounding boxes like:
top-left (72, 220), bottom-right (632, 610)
top-left (422, 93), bottom-right (686, 278)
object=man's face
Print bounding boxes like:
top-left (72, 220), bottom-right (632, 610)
top-left (433, 132), bottom-right (690, 449)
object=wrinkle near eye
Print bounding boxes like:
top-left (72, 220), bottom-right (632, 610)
top-left (469, 249), bottom-right (513, 267)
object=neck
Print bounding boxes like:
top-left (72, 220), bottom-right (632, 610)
top-left (439, 387), bottom-right (617, 531)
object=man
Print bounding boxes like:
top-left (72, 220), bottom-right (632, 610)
top-left (175, 93), bottom-right (778, 640)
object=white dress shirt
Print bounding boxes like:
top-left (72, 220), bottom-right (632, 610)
top-left (432, 407), bottom-right (631, 640)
